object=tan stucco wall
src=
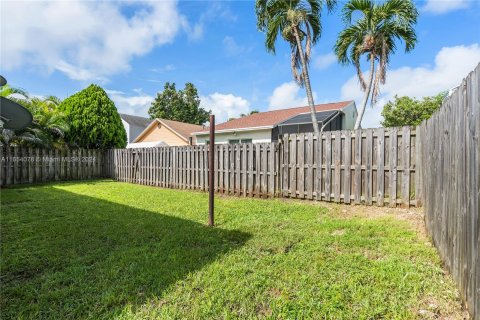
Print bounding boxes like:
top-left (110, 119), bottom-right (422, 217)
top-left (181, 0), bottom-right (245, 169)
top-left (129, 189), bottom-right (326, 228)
top-left (136, 123), bottom-right (188, 146)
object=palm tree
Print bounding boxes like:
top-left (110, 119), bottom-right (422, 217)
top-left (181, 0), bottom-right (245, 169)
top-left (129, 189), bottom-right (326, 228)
top-left (0, 84), bottom-right (29, 99)
top-left (2, 95), bottom-right (69, 148)
top-left (334, 0), bottom-right (418, 129)
top-left (0, 85), bottom-right (34, 147)
top-left (18, 96), bottom-right (70, 148)
top-left (0, 127), bottom-right (44, 147)
top-left (256, 0), bottom-right (336, 136)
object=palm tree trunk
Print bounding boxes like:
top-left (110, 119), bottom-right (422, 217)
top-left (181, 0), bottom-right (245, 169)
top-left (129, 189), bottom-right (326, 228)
top-left (354, 54), bottom-right (375, 130)
top-left (293, 25), bottom-right (320, 136)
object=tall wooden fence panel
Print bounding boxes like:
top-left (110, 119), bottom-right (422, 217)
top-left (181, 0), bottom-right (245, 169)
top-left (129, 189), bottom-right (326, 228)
top-left (417, 64), bottom-right (479, 319)
top-left (107, 128), bottom-right (416, 207)
top-left (280, 128), bottom-right (416, 207)
top-left (109, 143), bottom-right (278, 198)
top-left (0, 147), bottom-right (108, 186)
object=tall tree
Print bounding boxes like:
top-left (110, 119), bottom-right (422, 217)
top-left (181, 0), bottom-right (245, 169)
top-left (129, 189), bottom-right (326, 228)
top-left (381, 92), bottom-right (446, 127)
top-left (148, 82), bottom-right (210, 125)
top-left (59, 84), bottom-right (126, 148)
top-left (17, 96), bottom-right (70, 148)
top-left (256, 0), bottom-right (336, 136)
top-left (334, 0), bottom-right (418, 129)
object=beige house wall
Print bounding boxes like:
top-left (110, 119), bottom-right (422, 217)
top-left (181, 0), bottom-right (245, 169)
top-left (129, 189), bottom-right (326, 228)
top-left (136, 123), bottom-right (188, 146)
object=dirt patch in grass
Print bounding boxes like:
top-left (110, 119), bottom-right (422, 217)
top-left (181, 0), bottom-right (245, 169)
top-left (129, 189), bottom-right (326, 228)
top-left (416, 296), bottom-right (470, 320)
top-left (322, 203), bottom-right (428, 238)
top-left (320, 203), bottom-right (469, 319)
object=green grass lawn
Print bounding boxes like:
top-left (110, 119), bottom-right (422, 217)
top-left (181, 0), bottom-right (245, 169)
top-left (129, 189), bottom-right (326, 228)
top-left (1, 181), bottom-right (464, 319)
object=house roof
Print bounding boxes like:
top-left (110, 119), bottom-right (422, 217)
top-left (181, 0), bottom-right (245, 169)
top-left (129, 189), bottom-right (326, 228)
top-left (133, 118), bottom-right (206, 143)
top-left (119, 113), bottom-right (152, 128)
top-left (193, 100), bottom-right (353, 134)
top-left (278, 110), bottom-right (341, 126)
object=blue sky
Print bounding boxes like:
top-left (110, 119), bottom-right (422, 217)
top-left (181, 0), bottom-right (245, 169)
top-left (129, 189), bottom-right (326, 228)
top-left (2, 0), bottom-right (480, 127)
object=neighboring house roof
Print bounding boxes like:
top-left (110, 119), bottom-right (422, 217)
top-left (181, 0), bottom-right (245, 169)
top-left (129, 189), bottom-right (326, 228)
top-left (278, 110), bottom-right (341, 126)
top-left (133, 118), bottom-right (206, 143)
top-left (193, 100), bottom-right (353, 134)
top-left (119, 113), bottom-right (152, 128)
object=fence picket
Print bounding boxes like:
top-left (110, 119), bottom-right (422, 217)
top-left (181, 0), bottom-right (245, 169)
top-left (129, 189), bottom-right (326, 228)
top-left (376, 128), bottom-right (385, 206)
top-left (402, 126), bottom-right (411, 208)
top-left (334, 131), bottom-right (341, 202)
top-left (325, 132), bottom-right (332, 202)
top-left (344, 131), bottom-right (351, 204)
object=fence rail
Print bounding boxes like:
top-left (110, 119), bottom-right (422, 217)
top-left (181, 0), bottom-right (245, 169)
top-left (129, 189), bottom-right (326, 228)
top-left (417, 63), bottom-right (479, 319)
top-left (0, 147), bottom-right (108, 186)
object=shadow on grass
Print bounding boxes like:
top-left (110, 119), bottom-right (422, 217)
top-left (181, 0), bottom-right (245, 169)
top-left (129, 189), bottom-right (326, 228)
top-left (1, 186), bottom-right (251, 319)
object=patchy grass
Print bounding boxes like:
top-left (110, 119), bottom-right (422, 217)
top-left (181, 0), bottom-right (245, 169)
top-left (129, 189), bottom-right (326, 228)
top-left (1, 181), bottom-right (465, 319)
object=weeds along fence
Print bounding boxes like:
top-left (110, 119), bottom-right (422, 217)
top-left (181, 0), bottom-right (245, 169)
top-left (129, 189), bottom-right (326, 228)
top-left (105, 126), bottom-right (418, 207)
top-left (416, 64), bottom-right (479, 319)
top-left (0, 148), bottom-right (110, 186)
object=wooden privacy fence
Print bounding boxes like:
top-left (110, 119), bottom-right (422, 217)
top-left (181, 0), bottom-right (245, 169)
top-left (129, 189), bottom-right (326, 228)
top-left (0, 147), bottom-right (110, 186)
top-left (107, 126), bottom-right (417, 207)
top-left (417, 64), bottom-right (479, 319)
top-left (106, 143), bottom-right (278, 197)
top-left (280, 127), bottom-right (416, 206)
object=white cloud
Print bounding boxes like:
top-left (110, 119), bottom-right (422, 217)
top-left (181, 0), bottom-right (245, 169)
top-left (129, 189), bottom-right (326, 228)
top-left (423, 0), bottom-right (471, 14)
top-left (313, 53), bottom-right (337, 70)
top-left (200, 93), bottom-right (251, 123)
top-left (184, 2), bottom-right (237, 41)
top-left (223, 36), bottom-right (246, 56)
top-left (150, 64), bottom-right (176, 73)
top-left (55, 61), bottom-right (108, 83)
top-left (1, 1), bottom-right (185, 81)
top-left (107, 90), bottom-right (154, 117)
top-left (340, 44), bottom-right (480, 128)
top-left (268, 82), bottom-right (318, 110)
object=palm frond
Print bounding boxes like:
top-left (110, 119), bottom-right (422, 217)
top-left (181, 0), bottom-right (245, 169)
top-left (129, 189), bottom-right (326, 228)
top-left (355, 59), bottom-right (368, 91)
top-left (290, 43), bottom-right (303, 86)
top-left (0, 85), bottom-right (29, 99)
top-left (378, 0), bottom-right (418, 25)
top-left (342, 0), bottom-right (373, 24)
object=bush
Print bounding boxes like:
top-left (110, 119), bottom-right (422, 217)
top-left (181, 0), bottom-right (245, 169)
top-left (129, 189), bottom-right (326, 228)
top-left (381, 92), bottom-right (446, 127)
top-left (59, 84), bottom-right (126, 148)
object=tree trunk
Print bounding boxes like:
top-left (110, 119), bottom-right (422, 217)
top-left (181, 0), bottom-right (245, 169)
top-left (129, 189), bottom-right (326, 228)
top-left (354, 53), bottom-right (376, 130)
top-left (293, 25), bottom-right (320, 136)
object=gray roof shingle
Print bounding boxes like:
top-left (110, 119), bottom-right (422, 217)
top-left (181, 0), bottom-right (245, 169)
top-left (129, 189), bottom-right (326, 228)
top-left (119, 113), bottom-right (152, 128)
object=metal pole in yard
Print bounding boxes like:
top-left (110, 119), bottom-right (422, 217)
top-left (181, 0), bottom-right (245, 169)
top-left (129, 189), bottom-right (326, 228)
top-left (208, 114), bottom-right (215, 226)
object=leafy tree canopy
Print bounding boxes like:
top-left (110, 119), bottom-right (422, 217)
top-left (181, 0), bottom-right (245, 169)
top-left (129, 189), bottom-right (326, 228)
top-left (381, 92), bottom-right (446, 127)
top-left (148, 82), bottom-right (210, 125)
top-left (58, 84), bottom-right (126, 148)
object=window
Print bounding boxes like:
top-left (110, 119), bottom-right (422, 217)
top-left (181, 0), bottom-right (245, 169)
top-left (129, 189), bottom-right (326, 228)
top-left (228, 139), bottom-right (252, 144)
